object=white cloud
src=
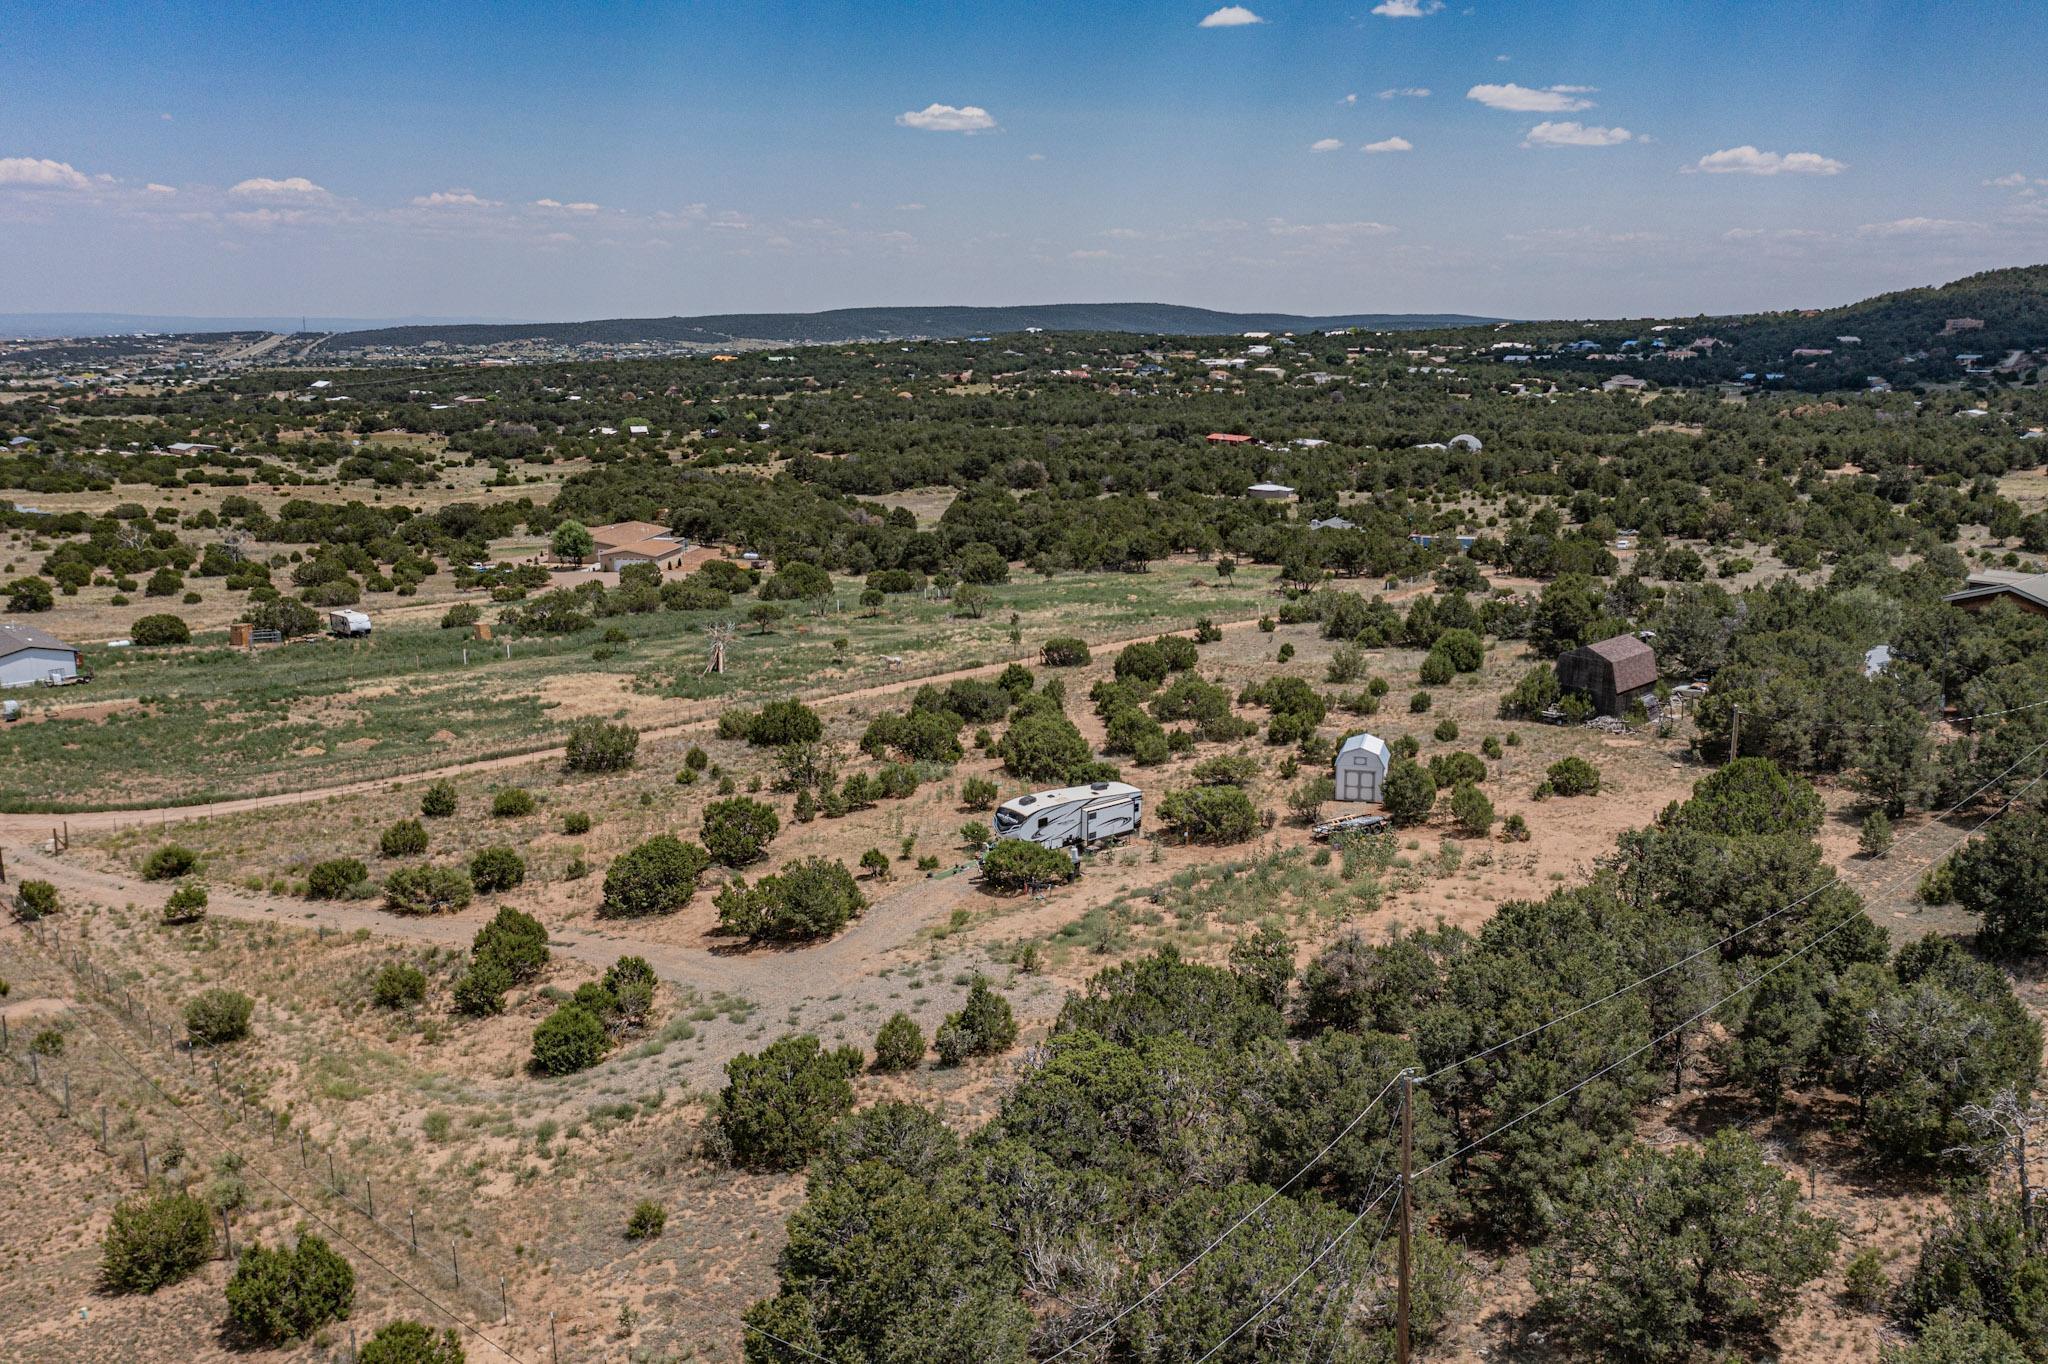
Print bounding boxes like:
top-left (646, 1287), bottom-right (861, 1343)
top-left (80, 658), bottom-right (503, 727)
top-left (1466, 83), bottom-right (1596, 113)
top-left (1986, 171), bottom-right (2032, 188)
top-left (144, 182), bottom-right (177, 194)
top-left (1026, 152), bottom-right (1046, 161)
top-left (1310, 138), bottom-right (1345, 153)
top-left (534, 198), bottom-right (600, 212)
top-left (1371, 0), bottom-right (1442, 15)
top-left (1340, 93), bottom-right (1358, 105)
top-left (1266, 218), bottom-right (1396, 238)
top-left (1362, 136), bottom-right (1414, 154)
top-left (1069, 248), bottom-right (1112, 259)
top-left (0, 157), bottom-right (92, 190)
top-left (1198, 6), bottom-right (1264, 26)
top-left (1523, 121), bottom-right (1634, 148)
top-left (1378, 87), bottom-right (1430, 100)
top-left (1856, 216), bottom-right (1981, 238)
top-left (895, 102), bottom-right (998, 133)
top-left (229, 175), bottom-right (327, 197)
top-left (226, 207), bottom-right (310, 228)
top-left (411, 189), bottom-right (499, 208)
top-left (1689, 146), bottom-right (1845, 176)
top-left (894, 201), bottom-right (927, 211)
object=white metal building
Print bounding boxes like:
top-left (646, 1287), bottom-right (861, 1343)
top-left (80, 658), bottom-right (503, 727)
top-left (0, 622), bottom-right (82, 689)
top-left (1333, 732), bottom-right (1390, 803)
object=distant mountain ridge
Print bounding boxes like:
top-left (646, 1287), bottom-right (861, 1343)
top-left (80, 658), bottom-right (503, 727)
top-left (324, 303), bottom-right (1500, 350)
top-left (0, 312), bottom-right (518, 339)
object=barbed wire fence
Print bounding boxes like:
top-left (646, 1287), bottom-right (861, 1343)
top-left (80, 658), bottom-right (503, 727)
top-left (6, 914), bottom-right (544, 1356)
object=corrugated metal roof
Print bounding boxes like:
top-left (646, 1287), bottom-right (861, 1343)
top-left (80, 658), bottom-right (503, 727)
top-left (0, 621), bottom-right (75, 657)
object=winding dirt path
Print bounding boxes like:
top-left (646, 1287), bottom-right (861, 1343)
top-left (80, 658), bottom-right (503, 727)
top-left (3, 838), bottom-right (979, 1014)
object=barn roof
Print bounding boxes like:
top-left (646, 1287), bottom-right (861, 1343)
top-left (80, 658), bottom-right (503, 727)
top-left (0, 621), bottom-right (74, 658)
top-left (1337, 732), bottom-right (1389, 764)
top-left (1576, 634), bottom-right (1658, 692)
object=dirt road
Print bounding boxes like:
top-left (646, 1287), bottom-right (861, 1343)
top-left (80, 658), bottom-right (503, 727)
top-left (0, 610), bottom-right (1275, 844)
top-left (4, 838), bottom-right (979, 1016)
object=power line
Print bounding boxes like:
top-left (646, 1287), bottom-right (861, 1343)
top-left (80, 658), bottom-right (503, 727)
top-left (742, 1320), bottom-right (840, 1364)
top-left (1955, 695), bottom-right (2048, 723)
top-left (1034, 732), bottom-right (2045, 1364)
top-left (1421, 734), bottom-right (2048, 1084)
top-left (14, 939), bottom-right (532, 1363)
top-left (1175, 757), bottom-right (2047, 1364)
top-left (1035, 1072), bottom-right (1403, 1363)
top-left (1419, 759), bottom-right (2048, 1179)
top-left (1056, 736), bottom-right (2048, 1364)
top-left (1189, 1178), bottom-right (1402, 1364)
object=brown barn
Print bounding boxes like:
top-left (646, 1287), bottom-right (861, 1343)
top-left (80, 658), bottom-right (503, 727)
top-left (1556, 634), bottom-right (1658, 717)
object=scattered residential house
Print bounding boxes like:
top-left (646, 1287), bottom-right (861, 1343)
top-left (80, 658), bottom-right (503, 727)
top-left (1943, 570), bottom-right (2048, 617)
top-left (1308, 516), bottom-right (1356, 532)
top-left (1333, 732), bottom-right (1391, 804)
top-left (1449, 434), bottom-right (1482, 451)
top-left (1246, 482), bottom-right (1297, 501)
top-left (1863, 644), bottom-right (1894, 678)
top-left (164, 441), bottom-right (218, 454)
top-left (1207, 433), bottom-right (1254, 444)
top-left (1555, 634), bottom-right (1658, 718)
top-left (627, 424), bottom-right (650, 435)
top-left (1602, 375), bottom-right (1647, 392)
top-left (0, 621), bottom-right (82, 689)
top-left (1791, 348), bottom-right (1833, 358)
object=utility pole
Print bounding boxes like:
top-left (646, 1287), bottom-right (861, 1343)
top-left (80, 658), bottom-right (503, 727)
top-left (1397, 1068), bottom-right (1414, 1364)
top-left (1727, 703), bottom-right (1741, 765)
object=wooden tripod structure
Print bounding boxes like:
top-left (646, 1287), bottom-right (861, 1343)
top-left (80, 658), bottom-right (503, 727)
top-left (704, 621), bottom-right (736, 674)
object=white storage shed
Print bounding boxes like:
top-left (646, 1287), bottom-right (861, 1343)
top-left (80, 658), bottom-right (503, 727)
top-left (1333, 732), bottom-right (1390, 803)
top-left (0, 622), bottom-right (82, 689)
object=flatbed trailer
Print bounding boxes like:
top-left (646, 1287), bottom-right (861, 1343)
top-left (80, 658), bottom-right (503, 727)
top-left (1310, 812), bottom-right (1392, 841)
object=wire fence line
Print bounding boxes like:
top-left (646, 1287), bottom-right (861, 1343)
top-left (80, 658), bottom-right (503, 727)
top-left (7, 915), bottom-right (530, 1345)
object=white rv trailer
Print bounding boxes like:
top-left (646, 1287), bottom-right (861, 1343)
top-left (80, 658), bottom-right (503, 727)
top-left (991, 780), bottom-right (1143, 852)
top-left (327, 609), bottom-right (373, 638)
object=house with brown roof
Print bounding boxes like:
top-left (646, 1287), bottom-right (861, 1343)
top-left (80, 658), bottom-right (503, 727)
top-left (1944, 570), bottom-right (2048, 618)
top-left (1555, 634), bottom-right (1658, 717)
top-left (587, 520), bottom-right (692, 572)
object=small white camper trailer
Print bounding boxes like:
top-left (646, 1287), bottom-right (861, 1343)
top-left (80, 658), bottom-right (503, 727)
top-left (1333, 732), bottom-right (1390, 803)
top-left (327, 609), bottom-right (373, 638)
top-left (991, 781), bottom-right (1143, 851)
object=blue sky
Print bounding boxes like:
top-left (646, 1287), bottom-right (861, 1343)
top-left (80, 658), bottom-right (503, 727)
top-left (4, 0), bottom-right (2046, 321)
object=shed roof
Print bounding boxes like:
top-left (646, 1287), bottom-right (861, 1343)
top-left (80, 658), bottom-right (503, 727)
top-left (1574, 634), bottom-right (1658, 692)
top-left (1336, 732), bottom-right (1389, 764)
top-left (0, 621), bottom-right (75, 658)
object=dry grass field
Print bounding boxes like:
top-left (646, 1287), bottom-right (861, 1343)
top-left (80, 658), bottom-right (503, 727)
top-left (4, 567), bottom-right (2022, 1362)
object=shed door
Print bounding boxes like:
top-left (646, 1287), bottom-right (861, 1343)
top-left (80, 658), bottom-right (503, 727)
top-left (1337, 762), bottom-right (1379, 803)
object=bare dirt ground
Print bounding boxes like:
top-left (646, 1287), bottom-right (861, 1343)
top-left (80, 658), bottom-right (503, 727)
top-left (0, 585), bottom-right (2023, 1363)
